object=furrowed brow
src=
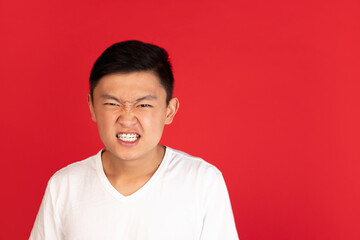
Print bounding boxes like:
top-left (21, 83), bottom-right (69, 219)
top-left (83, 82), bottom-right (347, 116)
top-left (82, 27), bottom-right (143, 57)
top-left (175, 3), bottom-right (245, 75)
top-left (100, 94), bottom-right (122, 103)
top-left (134, 95), bottom-right (157, 102)
top-left (100, 94), bottom-right (157, 104)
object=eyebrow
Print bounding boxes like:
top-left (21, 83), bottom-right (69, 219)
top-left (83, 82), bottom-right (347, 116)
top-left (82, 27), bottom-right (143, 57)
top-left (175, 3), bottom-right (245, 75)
top-left (100, 94), bottom-right (157, 103)
top-left (135, 95), bottom-right (157, 102)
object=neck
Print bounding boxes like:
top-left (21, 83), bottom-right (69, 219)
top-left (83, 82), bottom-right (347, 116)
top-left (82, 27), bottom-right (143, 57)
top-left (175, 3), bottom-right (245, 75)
top-left (101, 145), bottom-right (165, 180)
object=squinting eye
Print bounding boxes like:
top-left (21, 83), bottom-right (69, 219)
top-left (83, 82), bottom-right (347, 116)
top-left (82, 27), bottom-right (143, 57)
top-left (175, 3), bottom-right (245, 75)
top-left (104, 103), bottom-right (118, 106)
top-left (138, 104), bottom-right (151, 108)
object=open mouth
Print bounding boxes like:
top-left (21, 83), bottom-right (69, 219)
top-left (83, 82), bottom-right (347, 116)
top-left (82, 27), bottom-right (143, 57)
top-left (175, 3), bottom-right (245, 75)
top-left (116, 133), bottom-right (140, 142)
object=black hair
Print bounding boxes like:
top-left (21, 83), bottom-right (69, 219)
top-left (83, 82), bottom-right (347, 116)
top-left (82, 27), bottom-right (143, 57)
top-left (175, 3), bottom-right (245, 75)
top-left (89, 40), bottom-right (174, 104)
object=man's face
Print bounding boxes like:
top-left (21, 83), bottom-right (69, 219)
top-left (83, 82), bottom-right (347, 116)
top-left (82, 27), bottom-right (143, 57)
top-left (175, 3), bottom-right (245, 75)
top-left (88, 71), bottom-right (178, 162)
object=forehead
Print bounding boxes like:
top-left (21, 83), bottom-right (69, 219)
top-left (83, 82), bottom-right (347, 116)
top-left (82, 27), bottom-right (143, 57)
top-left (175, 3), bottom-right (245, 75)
top-left (94, 71), bottom-right (166, 100)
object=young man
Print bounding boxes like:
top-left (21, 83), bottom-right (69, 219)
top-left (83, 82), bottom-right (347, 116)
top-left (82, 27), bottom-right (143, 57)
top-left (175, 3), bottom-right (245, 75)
top-left (30, 40), bottom-right (239, 239)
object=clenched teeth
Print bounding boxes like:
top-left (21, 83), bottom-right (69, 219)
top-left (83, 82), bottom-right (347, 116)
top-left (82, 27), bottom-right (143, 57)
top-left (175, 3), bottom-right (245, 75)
top-left (116, 133), bottom-right (140, 142)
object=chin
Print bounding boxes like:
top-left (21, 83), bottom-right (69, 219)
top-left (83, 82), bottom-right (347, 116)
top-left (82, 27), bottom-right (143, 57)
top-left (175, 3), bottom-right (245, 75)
top-left (104, 140), bottom-right (160, 162)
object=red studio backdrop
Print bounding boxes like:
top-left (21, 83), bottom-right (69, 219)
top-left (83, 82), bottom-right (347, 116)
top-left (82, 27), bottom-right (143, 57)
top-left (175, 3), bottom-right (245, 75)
top-left (1, 0), bottom-right (359, 239)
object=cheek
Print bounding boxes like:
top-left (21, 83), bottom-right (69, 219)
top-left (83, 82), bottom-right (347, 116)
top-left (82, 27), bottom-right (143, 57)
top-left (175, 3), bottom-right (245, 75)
top-left (95, 111), bottom-right (117, 132)
top-left (140, 110), bottom-right (167, 132)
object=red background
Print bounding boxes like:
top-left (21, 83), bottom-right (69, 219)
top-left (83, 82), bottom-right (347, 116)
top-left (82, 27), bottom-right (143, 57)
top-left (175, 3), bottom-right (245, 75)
top-left (1, 0), bottom-right (360, 239)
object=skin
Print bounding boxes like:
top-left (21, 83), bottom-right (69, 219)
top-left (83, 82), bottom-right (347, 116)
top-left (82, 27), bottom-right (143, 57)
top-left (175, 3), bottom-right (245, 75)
top-left (87, 71), bottom-right (179, 196)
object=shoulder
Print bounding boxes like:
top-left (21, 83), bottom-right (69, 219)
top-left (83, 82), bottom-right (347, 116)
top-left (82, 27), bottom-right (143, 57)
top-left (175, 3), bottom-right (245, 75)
top-left (164, 148), bottom-right (231, 212)
top-left (47, 150), bottom-right (101, 189)
top-left (165, 147), bottom-right (223, 182)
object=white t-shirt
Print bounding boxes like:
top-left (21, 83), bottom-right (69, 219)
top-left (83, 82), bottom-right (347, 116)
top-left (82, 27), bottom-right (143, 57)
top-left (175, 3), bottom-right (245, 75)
top-left (30, 147), bottom-right (239, 240)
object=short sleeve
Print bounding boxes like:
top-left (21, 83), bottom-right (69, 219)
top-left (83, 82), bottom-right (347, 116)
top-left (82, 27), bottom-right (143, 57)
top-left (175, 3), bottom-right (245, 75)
top-left (199, 171), bottom-right (239, 240)
top-left (29, 177), bottom-right (64, 240)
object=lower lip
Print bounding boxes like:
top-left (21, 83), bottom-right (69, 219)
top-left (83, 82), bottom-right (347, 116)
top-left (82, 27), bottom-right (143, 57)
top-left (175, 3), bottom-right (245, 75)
top-left (117, 137), bottom-right (140, 146)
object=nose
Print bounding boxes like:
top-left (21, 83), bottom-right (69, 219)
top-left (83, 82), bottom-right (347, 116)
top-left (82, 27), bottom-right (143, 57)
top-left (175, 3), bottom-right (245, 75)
top-left (117, 109), bottom-right (138, 128)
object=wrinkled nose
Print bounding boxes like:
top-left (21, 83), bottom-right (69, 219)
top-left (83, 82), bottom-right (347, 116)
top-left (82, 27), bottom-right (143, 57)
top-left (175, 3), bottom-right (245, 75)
top-left (117, 110), bottom-right (137, 128)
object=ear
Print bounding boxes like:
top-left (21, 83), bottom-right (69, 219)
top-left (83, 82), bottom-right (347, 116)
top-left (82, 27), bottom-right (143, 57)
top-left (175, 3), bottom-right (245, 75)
top-left (165, 97), bottom-right (179, 125)
top-left (87, 94), bottom-right (97, 122)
